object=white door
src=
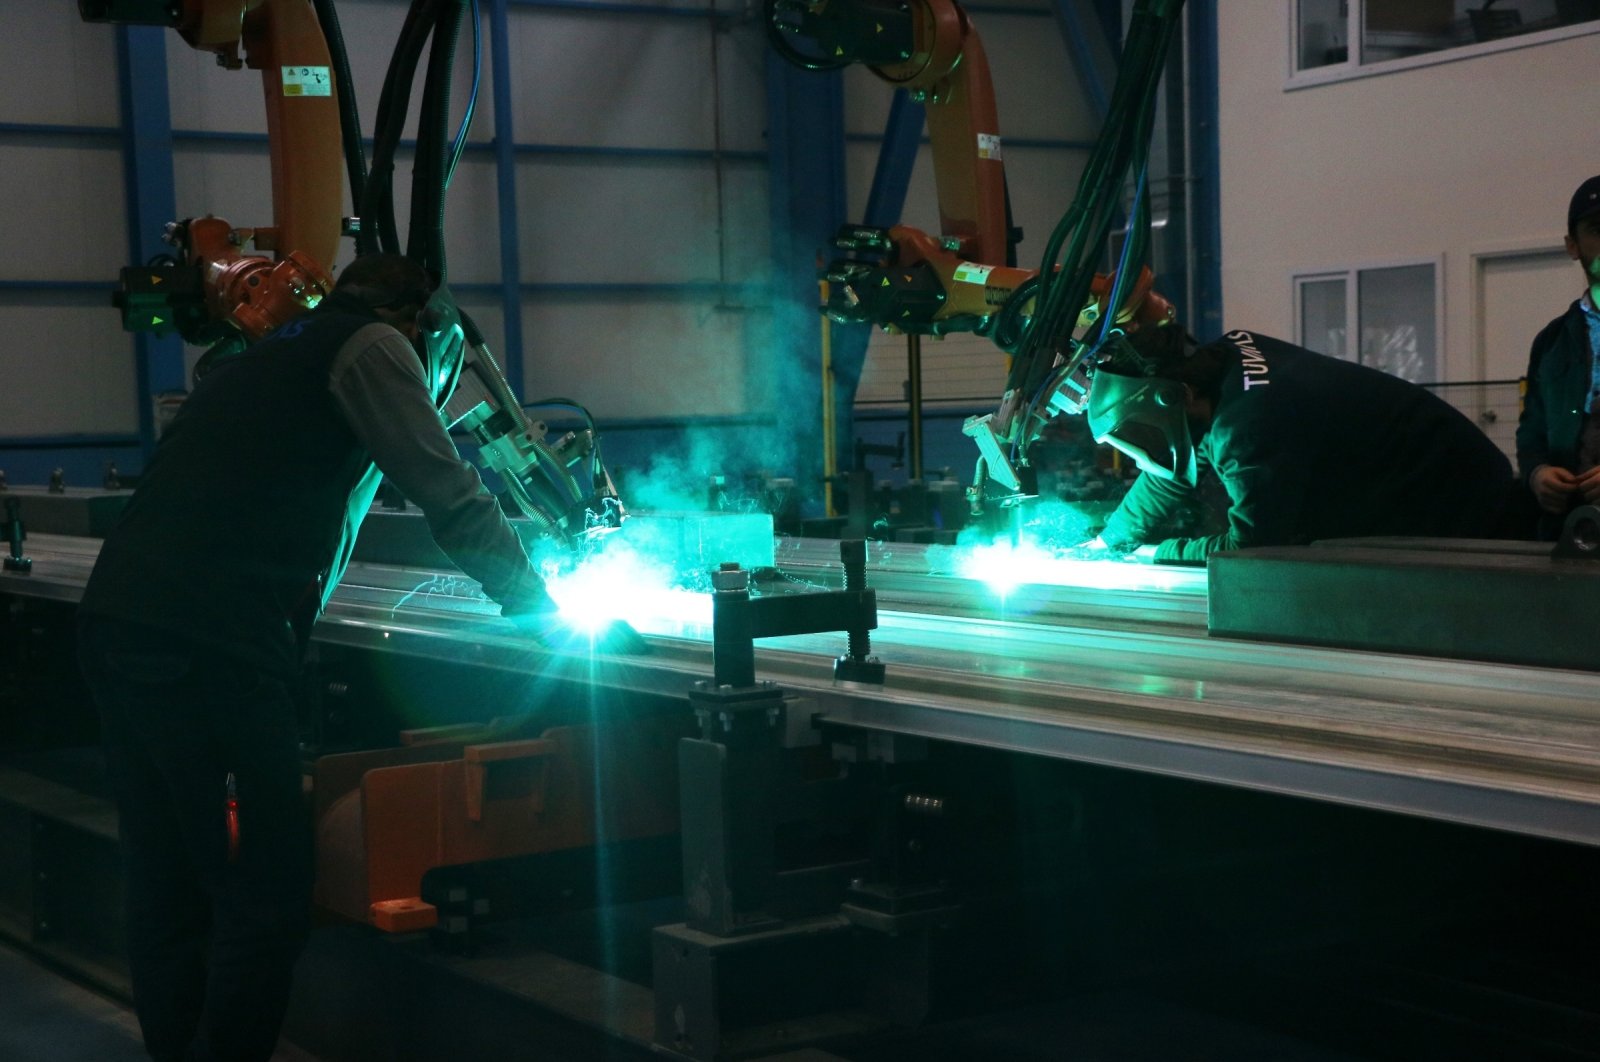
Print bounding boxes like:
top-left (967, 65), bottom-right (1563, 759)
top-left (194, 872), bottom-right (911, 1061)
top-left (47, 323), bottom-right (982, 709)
top-left (1475, 247), bottom-right (1578, 459)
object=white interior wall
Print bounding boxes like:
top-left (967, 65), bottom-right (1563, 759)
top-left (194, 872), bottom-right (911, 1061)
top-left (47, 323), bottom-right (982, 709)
top-left (1217, 3), bottom-right (1600, 382)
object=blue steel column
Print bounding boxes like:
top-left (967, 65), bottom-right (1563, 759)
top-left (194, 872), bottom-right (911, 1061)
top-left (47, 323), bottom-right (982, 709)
top-left (1051, 0), bottom-right (1113, 120)
top-left (1185, 0), bottom-right (1222, 337)
top-left (829, 89), bottom-right (924, 475)
top-left (489, 0), bottom-right (526, 388)
top-left (765, 55), bottom-right (846, 513)
top-left (116, 25), bottom-right (183, 461)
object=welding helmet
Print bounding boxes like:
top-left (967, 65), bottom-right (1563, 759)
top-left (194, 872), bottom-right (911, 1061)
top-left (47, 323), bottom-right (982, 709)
top-left (414, 284), bottom-right (466, 410)
top-left (1085, 339), bottom-right (1197, 487)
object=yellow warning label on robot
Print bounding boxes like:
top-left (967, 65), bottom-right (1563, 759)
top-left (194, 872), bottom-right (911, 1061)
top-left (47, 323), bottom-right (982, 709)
top-left (953, 262), bottom-right (994, 285)
top-left (281, 66), bottom-right (332, 97)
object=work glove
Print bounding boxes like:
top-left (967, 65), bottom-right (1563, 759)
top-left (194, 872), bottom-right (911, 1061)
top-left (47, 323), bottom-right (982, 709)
top-left (497, 580), bottom-right (561, 622)
top-left (1071, 536), bottom-right (1156, 563)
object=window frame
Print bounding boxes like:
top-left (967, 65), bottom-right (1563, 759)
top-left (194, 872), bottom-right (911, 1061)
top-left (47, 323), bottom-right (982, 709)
top-left (1292, 255), bottom-right (1446, 382)
top-left (1293, 270), bottom-right (1354, 361)
top-left (1287, 2), bottom-right (1600, 90)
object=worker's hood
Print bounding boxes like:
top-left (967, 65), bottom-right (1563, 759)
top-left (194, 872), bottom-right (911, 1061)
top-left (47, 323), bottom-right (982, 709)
top-left (1085, 366), bottom-right (1197, 487)
top-left (416, 284), bottom-right (466, 411)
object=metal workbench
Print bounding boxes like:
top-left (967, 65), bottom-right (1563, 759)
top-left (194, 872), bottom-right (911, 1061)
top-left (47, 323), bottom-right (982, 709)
top-left (7, 530), bottom-right (1599, 849)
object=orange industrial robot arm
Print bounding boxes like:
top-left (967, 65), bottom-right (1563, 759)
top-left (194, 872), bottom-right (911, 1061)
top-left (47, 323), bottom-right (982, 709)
top-left (83, 0), bottom-right (343, 345)
top-left (768, 0), bottom-right (1033, 336)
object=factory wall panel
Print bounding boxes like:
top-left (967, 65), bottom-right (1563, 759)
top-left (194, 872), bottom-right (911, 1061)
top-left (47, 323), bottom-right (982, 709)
top-left (0, 6), bottom-right (138, 444)
top-left (712, 22), bottom-right (773, 154)
top-left (1216, 4), bottom-right (1599, 382)
top-left (491, 5), bottom-right (767, 423)
top-left (0, 135), bottom-right (137, 440)
top-left (503, 11), bottom-right (764, 153)
top-left (0, 142), bottom-right (128, 281)
top-left (0, 293), bottom-right (138, 437)
top-left (0, 6), bottom-right (120, 126)
top-left (520, 295), bottom-right (764, 421)
top-left (514, 156), bottom-right (765, 285)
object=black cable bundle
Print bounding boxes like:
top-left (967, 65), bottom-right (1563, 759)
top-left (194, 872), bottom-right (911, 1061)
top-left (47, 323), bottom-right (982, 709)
top-left (407, 0), bottom-right (465, 279)
top-left (358, 0), bottom-right (449, 262)
top-left (310, 0), bottom-right (368, 225)
top-left (1004, 0), bottom-right (1184, 407)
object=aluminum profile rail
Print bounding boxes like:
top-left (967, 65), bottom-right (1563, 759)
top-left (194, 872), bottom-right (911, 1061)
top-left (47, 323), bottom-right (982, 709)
top-left (771, 534), bottom-right (1210, 630)
top-left (7, 533), bottom-right (1600, 847)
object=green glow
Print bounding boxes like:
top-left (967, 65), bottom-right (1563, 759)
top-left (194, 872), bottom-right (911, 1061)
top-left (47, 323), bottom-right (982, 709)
top-left (954, 538), bottom-right (1176, 596)
top-left (611, 510), bottom-right (775, 576)
top-left (949, 499), bottom-right (1181, 598)
top-left (543, 539), bottom-right (712, 633)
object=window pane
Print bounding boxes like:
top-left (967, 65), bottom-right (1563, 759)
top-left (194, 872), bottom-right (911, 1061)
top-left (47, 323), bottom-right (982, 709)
top-left (1299, 278), bottom-right (1349, 358)
top-left (1298, 0), bottom-right (1349, 69)
top-left (1358, 264), bottom-right (1436, 383)
top-left (1362, 1), bottom-right (1463, 63)
top-left (1556, 0), bottom-right (1600, 27)
top-left (1363, 1), bottom-right (1600, 64)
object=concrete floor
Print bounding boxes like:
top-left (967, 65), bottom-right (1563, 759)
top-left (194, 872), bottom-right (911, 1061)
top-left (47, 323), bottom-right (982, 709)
top-left (0, 940), bottom-right (321, 1062)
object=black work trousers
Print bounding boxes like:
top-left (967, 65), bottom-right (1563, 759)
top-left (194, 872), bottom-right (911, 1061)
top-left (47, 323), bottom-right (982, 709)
top-left (77, 616), bottom-right (312, 1062)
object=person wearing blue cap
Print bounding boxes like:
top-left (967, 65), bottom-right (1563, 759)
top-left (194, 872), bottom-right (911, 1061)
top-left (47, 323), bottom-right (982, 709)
top-left (1516, 175), bottom-right (1600, 532)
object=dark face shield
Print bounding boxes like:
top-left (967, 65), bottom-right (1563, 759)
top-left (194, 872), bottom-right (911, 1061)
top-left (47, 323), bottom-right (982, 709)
top-left (415, 285), bottom-right (466, 410)
top-left (1085, 368), bottom-right (1197, 487)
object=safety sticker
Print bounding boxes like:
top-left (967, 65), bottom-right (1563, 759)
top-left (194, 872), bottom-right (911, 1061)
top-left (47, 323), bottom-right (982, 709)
top-left (953, 262), bottom-right (994, 285)
top-left (281, 66), bottom-right (332, 97)
top-left (977, 133), bottom-right (1002, 161)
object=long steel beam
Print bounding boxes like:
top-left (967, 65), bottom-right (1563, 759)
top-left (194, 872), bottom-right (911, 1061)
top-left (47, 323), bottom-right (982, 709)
top-left (8, 534), bottom-right (1600, 847)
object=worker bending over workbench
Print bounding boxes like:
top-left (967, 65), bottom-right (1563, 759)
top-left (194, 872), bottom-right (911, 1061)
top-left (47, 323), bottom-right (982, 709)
top-left (1083, 321), bottom-right (1524, 565)
top-left (76, 253), bottom-right (556, 1062)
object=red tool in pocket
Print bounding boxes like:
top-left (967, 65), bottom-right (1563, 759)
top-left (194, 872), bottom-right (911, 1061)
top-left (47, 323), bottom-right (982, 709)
top-left (225, 772), bottom-right (240, 863)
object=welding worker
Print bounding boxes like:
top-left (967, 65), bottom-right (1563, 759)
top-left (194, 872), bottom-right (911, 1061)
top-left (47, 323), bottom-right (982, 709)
top-left (75, 253), bottom-right (556, 1062)
top-left (1515, 175), bottom-right (1600, 535)
top-left (1081, 320), bottom-right (1521, 565)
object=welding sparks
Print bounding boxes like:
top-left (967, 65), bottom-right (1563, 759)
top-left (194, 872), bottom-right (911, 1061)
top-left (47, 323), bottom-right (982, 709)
top-left (542, 541), bottom-right (712, 634)
top-left (391, 574), bottom-right (491, 616)
top-left (953, 538), bottom-right (1182, 596)
top-left (946, 498), bottom-right (1189, 598)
